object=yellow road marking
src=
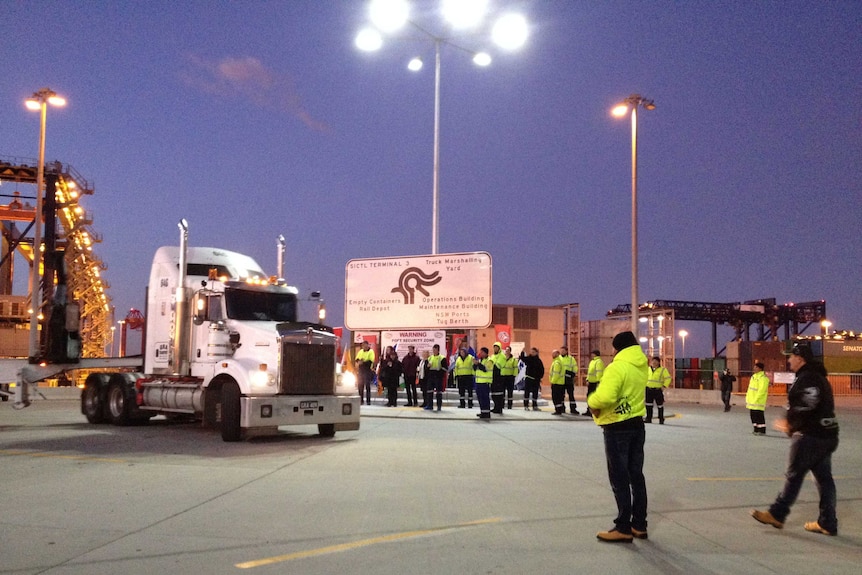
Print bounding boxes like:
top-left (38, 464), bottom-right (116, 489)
top-left (0, 449), bottom-right (126, 464)
top-left (235, 517), bottom-right (502, 569)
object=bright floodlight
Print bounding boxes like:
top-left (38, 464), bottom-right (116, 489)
top-left (356, 27), bottom-right (383, 51)
top-left (369, 0), bottom-right (409, 33)
top-left (491, 13), bottom-right (528, 50)
top-left (408, 57), bottom-right (423, 71)
top-left (47, 95), bottom-right (66, 107)
top-left (612, 103), bottom-right (629, 117)
top-left (473, 52), bottom-right (492, 66)
top-left (442, 0), bottom-right (488, 29)
top-left (24, 99), bottom-right (41, 111)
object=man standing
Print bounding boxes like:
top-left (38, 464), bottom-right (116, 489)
top-left (645, 356), bottom-right (671, 424)
top-left (585, 350), bottom-right (605, 416)
top-left (588, 331), bottom-right (649, 543)
top-left (560, 346), bottom-right (579, 415)
top-left (549, 349), bottom-right (565, 415)
top-left (425, 344), bottom-right (448, 412)
top-left (751, 341), bottom-right (840, 536)
top-left (454, 346), bottom-right (475, 408)
top-left (354, 340), bottom-right (376, 406)
top-left (519, 347), bottom-right (545, 411)
top-left (401, 345), bottom-right (421, 407)
top-left (490, 342), bottom-right (506, 414)
top-left (473, 347), bottom-right (494, 420)
top-left (501, 346), bottom-right (518, 409)
top-left (746, 362), bottom-right (770, 435)
top-left (719, 368), bottom-right (737, 412)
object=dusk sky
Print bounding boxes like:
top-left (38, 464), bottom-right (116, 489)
top-left (2, 1), bottom-right (859, 358)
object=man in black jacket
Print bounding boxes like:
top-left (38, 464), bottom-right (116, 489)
top-left (719, 368), bottom-right (736, 412)
top-left (751, 341), bottom-right (840, 536)
top-left (519, 347), bottom-right (545, 411)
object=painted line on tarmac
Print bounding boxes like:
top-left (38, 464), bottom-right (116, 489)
top-left (687, 476), bottom-right (855, 482)
top-left (235, 517), bottom-right (502, 569)
top-left (0, 449), bottom-right (126, 464)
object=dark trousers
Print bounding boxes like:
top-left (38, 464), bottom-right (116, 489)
top-left (564, 382), bottom-right (576, 411)
top-left (456, 375), bottom-right (474, 405)
top-left (404, 375), bottom-right (417, 406)
top-left (359, 370), bottom-right (373, 404)
top-left (524, 378), bottom-right (540, 406)
top-left (384, 381), bottom-right (398, 406)
top-left (602, 420), bottom-right (648, 533)
top-left (475, 383), bottom-right (491, 416)
top-left (503, 375), bottom-right (515, 407)
top-left (769, 433), bottom-right (839, 532)
top-left (749, 409), bottom-right (766, 433)
top-left (721, 386), bottom-right (732, 410)
top-left (491, 378), bottom-right (505, 413)
top-left (552, 384), bottom-right (565, 413)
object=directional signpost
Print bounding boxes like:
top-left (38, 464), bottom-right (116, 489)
top-left (345, 252), bottom-right (492, 330)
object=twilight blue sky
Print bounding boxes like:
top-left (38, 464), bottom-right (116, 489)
top-left (1, 1), bottom-right (860, 357)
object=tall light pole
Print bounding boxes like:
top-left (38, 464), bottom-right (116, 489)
top-left (25, 88), bottom-right (66, 360)
top-left (612, 94), bottom-right (655, 334)
top-left (678, 329), bottom-right (688, 358)
top-left (356, 0), bottom-right (528, 255)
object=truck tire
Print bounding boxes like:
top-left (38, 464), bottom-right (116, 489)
top-left (81, 384), bottom-right (105, 424)
top-left (318, 424), bottom-right (336, 438)
top-left (221, 381), bottom-right (242, 442)
top-left (106, 381), bottom-right (132, 426)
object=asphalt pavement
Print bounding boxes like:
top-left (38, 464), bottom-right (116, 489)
top-left (1, 389), bottom-right (860, 575)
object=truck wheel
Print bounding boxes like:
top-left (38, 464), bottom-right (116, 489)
top-left (318, 424), bottom-right (336, 438)
top-left (81, 385), bottom-right (105, 423)
top-left (221, 381), bottom-right (242, 442)
top-left (106, 382), bottom-right (131, 426)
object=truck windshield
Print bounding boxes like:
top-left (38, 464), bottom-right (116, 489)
top-left (224, 287), bottom-right (297, 322)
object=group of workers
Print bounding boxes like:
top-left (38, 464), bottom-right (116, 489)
top-left (351, 339), bottom-right (673, 423)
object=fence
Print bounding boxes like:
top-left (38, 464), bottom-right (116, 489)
top-left (674, 368), bottom-right (862, 396)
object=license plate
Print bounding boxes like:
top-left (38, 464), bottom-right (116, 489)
top-left (300, 401), bottom-right (318, 409)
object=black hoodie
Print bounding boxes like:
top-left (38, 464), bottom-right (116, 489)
top-left (786, 362), bottom-right (839, 437)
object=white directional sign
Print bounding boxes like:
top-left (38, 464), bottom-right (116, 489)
top-left (345, 252), bottom-right (492, 330)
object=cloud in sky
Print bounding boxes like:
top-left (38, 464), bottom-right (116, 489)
top-left (180, 54), bottom-right (329, 132)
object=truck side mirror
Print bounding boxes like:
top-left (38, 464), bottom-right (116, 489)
top-left (193, 295), bottom-right (208, 325)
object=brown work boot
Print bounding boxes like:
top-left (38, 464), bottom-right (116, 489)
top-left (804, 521), bottom-right (836, 536)
top-left (751, 509), bottom-right (783, 529)
top-left (596, 529), bottom-right (633, 543)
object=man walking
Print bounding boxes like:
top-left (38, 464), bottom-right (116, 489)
top-left (588, 331), bottom-right (649, 543)
top-left (645, 356), bottom-right (671, 424)
top-left (751, 341), bottom-right (840, 535)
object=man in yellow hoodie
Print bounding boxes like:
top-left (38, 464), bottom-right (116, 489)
top-left (746, 362), bottom-right (770, 435)
top-left (587, 331), bottom-right (649, 543)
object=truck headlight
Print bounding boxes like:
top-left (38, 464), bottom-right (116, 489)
top-left (339, 371), bottom-right (356, 388)
top-left (250, 366), bottom-right (275, 388)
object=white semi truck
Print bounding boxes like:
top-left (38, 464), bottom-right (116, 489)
top-left (7, 220), bottom-right (360, 441)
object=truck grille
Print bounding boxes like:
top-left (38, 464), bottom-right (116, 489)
top-left (279, 341), bottom-right (335, 395)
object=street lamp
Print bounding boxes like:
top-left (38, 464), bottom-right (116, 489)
top-left (821, 319), bottom-right (832, 336)
top-left (356, 0), bottom-right (528, 255)
top-left (678, 329), bottom-right (688, 358)
top-left (24, 88), bottom-right (66, 360)
top-left (612, 94), bottom-right (655, 334)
